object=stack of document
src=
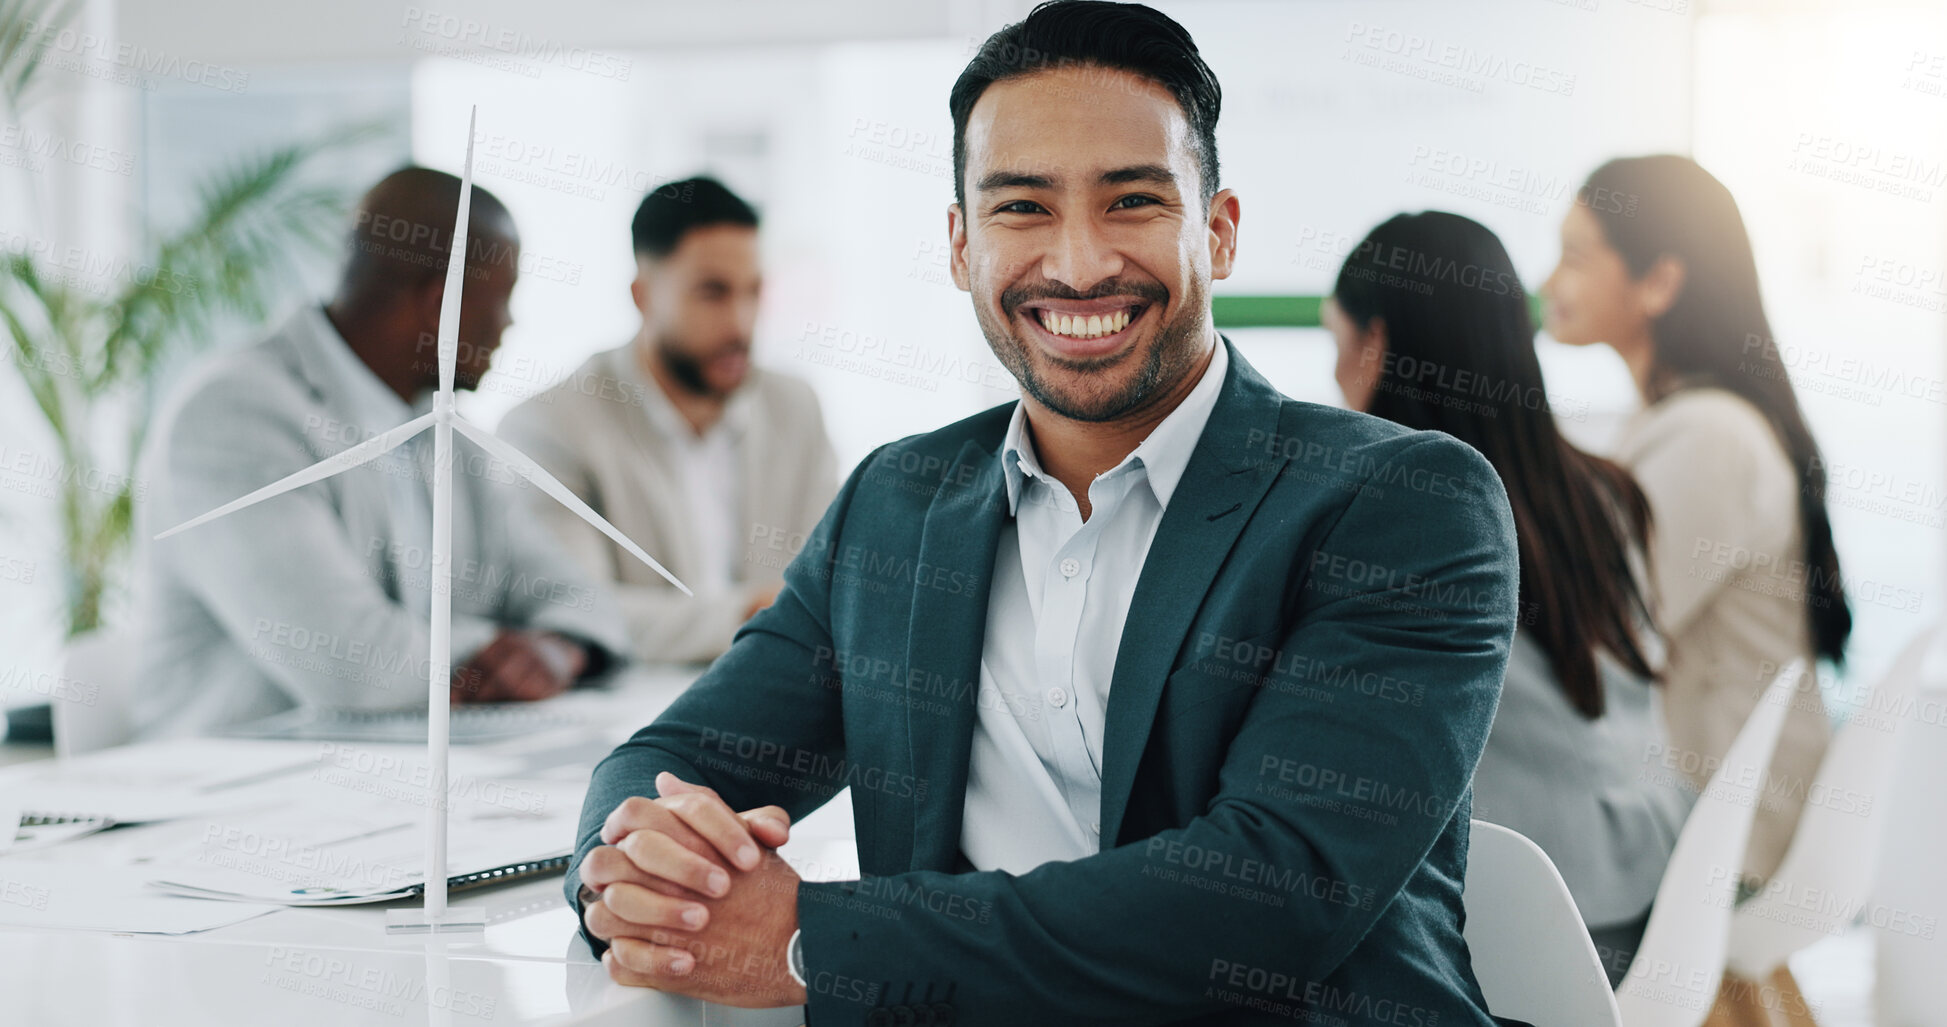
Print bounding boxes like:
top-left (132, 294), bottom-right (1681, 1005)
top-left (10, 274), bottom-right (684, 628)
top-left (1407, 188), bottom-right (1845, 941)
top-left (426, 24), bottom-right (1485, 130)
top-left (0, 736), bottom-right (588, 934)
top-left (147, 788), bottom-right (581, 906)
top-left (222, 703), bottom-right (598, 745)
top-left (0, 671), bottom-right (698, 935)
top-left (0, 861), bottom-right (282, 934)
top-left (5, 738), bottom-right (326, 851)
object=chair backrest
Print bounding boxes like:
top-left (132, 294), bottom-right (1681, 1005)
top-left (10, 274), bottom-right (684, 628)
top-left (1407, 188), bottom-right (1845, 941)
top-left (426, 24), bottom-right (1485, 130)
top-left (1463, 819), bottom-right (1624, 1027)
top-left (1872, 630), bottom-right (1947, 1027)
top-left (1728, 626), bottom-right (1934, 979)
top-left (52, 626), bottom-right (137, 757)
top-left (1615, 659), bottom-right (1803, 1027)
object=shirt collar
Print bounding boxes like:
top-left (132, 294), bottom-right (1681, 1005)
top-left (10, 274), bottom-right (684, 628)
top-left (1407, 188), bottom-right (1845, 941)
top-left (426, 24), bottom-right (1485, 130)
top-left (298, 303), bottom-right (427, 429)
top-left (1000, 338), bottom-right (1229, 516)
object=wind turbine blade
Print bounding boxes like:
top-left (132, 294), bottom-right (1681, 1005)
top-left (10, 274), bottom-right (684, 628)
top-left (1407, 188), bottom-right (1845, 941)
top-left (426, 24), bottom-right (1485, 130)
top-left (155, 412), bottom-right (438, 540)
top-left (449, 416), bottom-right (694, 596)
top-left (437, 106), bottom-right (478, 397)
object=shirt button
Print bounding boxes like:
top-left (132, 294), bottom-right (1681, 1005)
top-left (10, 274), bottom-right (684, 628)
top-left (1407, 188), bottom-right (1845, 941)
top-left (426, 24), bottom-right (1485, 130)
top-left (1047, 687), bottom-right (1068, 708)
top-left (1059, 557), bottom-right (1080, 578)
top-left (1090, 820), bottom-right (1100, 834)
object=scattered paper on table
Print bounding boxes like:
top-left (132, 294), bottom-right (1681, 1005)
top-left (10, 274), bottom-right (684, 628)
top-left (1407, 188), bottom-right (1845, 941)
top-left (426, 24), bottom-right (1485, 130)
top-left (0, 860), bottom-right (278, 934)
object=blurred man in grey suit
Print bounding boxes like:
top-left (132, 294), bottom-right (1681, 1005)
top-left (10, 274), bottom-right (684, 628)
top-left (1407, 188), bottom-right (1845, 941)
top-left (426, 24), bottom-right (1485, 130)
top-left (500, 177), bottom-right (835, 664)
top-left (134, 168), bottom-right (628, 738)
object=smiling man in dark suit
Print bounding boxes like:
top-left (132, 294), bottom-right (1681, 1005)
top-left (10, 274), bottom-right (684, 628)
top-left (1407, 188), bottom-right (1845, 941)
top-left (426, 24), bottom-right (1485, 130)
top-left (565, 3), bottom-right (1520, 1024)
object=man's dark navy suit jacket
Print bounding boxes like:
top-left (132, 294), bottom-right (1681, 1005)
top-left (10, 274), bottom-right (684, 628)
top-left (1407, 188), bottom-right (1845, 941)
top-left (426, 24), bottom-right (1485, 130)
top-left (570, 340), bottom-right (1521, 1026)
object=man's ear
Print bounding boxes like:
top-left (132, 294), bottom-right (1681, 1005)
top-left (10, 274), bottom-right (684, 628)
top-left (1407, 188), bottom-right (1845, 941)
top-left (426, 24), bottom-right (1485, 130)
top-left (1206, 188), bottom-right (1241, 281)
top-left (629, 274), bottom-right (648, 315)
top-left (1639, 255), bottom-right (1685, 319)
top-left (947, 203), bottom-right (971, 293)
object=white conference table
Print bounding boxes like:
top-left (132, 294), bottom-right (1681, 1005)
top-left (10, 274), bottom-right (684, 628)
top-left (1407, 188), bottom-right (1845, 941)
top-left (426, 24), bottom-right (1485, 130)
top-left (0, 668), bottom-right (853, 1027)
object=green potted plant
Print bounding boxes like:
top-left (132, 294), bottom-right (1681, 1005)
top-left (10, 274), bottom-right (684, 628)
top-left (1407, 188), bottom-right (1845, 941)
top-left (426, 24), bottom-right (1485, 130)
top-left (1, 0), bottom-right (367, 645)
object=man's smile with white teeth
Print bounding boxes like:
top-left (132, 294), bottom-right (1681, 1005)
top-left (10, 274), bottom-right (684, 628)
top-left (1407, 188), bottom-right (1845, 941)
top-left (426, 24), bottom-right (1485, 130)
top-left (1032, 306), bottom-right (1139, 339)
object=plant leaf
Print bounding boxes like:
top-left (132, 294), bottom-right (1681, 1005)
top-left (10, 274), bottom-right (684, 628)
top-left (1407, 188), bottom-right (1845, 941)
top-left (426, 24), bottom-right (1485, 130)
top-left (0, 0), bottom-right (80, 112)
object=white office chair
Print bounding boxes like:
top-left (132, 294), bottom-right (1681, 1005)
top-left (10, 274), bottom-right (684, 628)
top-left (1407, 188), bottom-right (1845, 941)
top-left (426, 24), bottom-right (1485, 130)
top-left (1615, 659), bottom-right (1804, 1027)
top-left (1727, 625), bottom-right (1935, 981)
top-left (1463, 819), bottom-right (1624, 1027)
top-left (1873, 630), bottom-right (1947, 1027)
top-left (51, 626), bottom-right (138, 757)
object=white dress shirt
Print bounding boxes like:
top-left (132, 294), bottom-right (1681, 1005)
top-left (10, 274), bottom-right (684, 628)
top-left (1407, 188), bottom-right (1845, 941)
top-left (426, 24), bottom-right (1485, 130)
top-left (635, 362), bottom-right (749, 597)
top-left (960, 341), bottom-right (1229, 875)
top-left (307, 309), bottom-right (440, 630)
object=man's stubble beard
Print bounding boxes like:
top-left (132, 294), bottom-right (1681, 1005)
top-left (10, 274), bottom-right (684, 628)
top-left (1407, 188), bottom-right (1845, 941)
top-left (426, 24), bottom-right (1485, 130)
top-left (654, 330), bottom-right (745, 400)
top-left (973, 272), bottom-right (1210, 423)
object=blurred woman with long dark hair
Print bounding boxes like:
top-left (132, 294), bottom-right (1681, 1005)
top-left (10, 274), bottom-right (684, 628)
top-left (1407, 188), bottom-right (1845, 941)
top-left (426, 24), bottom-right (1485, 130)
top-left (1542, 156), bottom-right (1849, 892)
top-left (1325, 210), bottom-right (1690, 985)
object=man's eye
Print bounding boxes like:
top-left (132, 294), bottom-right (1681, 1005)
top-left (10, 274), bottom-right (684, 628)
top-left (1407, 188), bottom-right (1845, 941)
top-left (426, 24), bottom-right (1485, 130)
top-left (995, 200), bottom-right (1045, 215)
top-left (1112, 195), bottom-right (1160, 209)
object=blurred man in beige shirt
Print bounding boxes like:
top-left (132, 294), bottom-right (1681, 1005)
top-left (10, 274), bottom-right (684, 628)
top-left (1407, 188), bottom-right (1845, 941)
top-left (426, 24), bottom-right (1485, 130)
top-left (501, 177), bottom-right (835, 664)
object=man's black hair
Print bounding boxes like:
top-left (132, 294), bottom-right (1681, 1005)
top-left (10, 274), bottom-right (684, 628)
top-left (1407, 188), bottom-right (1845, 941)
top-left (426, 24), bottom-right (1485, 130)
top-left (948, 0), bottom-right (1222, 211)
top-left (630, 176), bottom-right (759, 259)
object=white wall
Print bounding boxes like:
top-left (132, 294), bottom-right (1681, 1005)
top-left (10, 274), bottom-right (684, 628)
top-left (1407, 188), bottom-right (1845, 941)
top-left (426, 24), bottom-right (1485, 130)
top-left (119, 0), bottom-right (962, 63)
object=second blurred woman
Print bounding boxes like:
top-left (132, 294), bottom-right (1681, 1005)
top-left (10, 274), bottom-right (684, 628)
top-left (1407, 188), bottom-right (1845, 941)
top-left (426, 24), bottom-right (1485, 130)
top-left (1542, 156), bottom-right (1850, 890)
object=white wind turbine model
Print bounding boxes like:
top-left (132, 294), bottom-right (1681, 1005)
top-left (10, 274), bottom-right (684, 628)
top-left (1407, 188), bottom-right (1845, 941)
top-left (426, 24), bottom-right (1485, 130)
top-left (156, 107), bottom-right (690, 933)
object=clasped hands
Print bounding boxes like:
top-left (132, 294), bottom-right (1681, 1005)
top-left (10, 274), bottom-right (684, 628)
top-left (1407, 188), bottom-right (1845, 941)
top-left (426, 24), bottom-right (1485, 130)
top-left (579, 771), bottom-right (809, 1008)
top-left (450, 629), bottom-right (588, 705)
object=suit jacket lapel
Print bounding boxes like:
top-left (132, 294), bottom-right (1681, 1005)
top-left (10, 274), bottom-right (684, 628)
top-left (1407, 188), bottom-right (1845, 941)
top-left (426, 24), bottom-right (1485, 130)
top-left (905, 436), bottom-right (1009, 872)
top-left (1097, 342), bottom-right (1288, 847)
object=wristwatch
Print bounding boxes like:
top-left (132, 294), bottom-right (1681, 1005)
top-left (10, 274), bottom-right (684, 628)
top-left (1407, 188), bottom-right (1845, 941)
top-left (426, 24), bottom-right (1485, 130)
top-left (785, 929), bottom-right (807, 987)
